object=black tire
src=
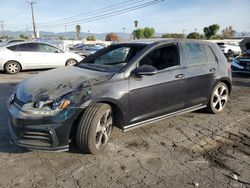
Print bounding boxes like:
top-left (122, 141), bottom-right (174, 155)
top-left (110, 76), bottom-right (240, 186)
top-left (76, 103), bottom-right (113, 154)
top-left (4, 61), bottom-right (21, 74)
top-left (206, 82), bottom-right (229, 114)
top-left (65, 59), bottom-right (77, 66)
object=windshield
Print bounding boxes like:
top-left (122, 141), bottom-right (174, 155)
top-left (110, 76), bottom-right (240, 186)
top-left (77, 44), bottom-right (146, 72)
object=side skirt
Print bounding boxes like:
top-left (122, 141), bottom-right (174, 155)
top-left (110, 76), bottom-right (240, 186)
top-left (123, 104), bottom-right (207, 132)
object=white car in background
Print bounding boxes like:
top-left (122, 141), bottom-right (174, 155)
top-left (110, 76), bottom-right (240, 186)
top-left (0, 42), bottom-right (83, 74)
top-left (217, 42), bottom-right (241, 55)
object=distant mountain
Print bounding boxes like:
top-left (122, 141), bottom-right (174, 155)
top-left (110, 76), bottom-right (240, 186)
top-left (2, 30), bottom-right (163, 40)
top-left (2, 30), bottom-right (134, 40)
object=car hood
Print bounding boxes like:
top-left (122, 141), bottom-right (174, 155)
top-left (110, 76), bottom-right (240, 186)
top-left (15, 66), bottom-right (113, 103)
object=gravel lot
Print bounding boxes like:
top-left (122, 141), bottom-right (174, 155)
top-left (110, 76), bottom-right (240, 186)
top-left (0, 70), bottom-right (249, 188)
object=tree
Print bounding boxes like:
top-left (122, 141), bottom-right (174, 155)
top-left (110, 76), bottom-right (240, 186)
top-left (58, 36), bottom-right (65, 40)
top-left (75, 25), bottom-right (81, 40)
top-left (0, 35), bottom-right (8, 39)
top-left (133, 28), bottom-right (144, 39)
top-left (86, 35), bottom-right (96, 41)
top-left (186, 32), bottom-right (203, 39)
top-left (19, 34), bottom-right (29, 40)
top-left (222, 26), bottom-right (236, 39)
top-left (133, 27), bottom-right (155, 39)
top-left (143, 27), bottom-right (155, 38)
top-left (105, 33), bottom-right (121, 42)
top-left (162, 33), bottom-right (185, 38)
top-left (203, 24), bottom-right (220, 39)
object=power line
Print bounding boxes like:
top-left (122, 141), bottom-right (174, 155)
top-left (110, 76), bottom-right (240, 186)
top-left (38, 0), bottom-right (164, 28)
top-left (38, 0), bottom-right (144, 25)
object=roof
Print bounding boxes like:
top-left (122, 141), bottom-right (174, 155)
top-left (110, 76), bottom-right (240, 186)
top-left (117, 38), bottom-right (216, 45)
top-left (4, 41), bottom-right (62, 49)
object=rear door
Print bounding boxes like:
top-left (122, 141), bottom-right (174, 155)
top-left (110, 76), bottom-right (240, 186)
top-left (181, 42), bottom-right (217, 108)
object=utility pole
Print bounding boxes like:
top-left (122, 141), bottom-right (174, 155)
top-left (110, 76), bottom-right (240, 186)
top-left (0, 21), bottom-right (4, 37)
top-left (27, 1), bottom-right (37, 39)
top-left (64, 25), bottom-right (67, 39)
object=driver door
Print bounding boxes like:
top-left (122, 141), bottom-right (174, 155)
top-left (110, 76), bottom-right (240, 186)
top-left (128, 44), bottom-right (186, 125)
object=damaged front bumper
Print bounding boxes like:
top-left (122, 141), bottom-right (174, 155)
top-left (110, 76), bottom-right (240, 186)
top-left (7, 99), bottom-right (79, 152)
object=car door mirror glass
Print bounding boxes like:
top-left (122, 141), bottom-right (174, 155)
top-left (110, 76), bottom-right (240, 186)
top-left (134, 65), bottom-right (157, 76)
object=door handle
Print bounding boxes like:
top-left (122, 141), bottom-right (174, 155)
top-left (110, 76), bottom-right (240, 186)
top-left (209, 68), bottom-right (216, 72)
top-left (175, 74), bottom-right (185, 79)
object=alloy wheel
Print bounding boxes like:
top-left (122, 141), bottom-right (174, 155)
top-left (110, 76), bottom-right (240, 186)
top-left (95, 109), bottom-right (112, 149)
top-left (212, 84), bottom-right (228, 112)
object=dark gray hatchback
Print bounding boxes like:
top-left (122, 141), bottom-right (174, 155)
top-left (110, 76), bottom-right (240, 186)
top-left (7, 39), bottom-right (232, 154)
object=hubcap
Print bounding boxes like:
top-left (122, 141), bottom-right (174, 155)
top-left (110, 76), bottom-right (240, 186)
top-left (68, 60), bottom-right (76, 66)
top-left (8, 63), bottom-right (18, 73)
top-left (212, 85), bottom-right (228, 112)
top-left (95, 109), bottom-right (112, 149)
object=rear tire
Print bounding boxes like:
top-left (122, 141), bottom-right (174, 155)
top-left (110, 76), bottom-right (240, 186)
top-left (76, 103), bottom-right (113, 154)
top-left (65, 59), bottom-right (77, 66)
top-left (206, 82), bottom-right (229, 114)
top-left (4, 61), bottom-right (21, 74)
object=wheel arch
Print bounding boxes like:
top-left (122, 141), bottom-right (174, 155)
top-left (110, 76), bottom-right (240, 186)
top-left (4, 60), bottom-right (22, 71)
top-left (218, 78), bottom-right (232, 94)
top-left (65, 58), bottom-right (78, 66)
top-left (70, 98), bottom-right (126, 138)
top-left (87, 98), bottom-right (126, 129)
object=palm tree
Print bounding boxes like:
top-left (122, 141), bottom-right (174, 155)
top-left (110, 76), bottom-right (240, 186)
top-left (76, 25), bottom-right (81, 40)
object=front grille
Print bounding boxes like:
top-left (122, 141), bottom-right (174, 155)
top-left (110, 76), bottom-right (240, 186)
top-left (22, 130), bottom-right (52, 146)
top-left (20, 129), bottom-right (53, 147)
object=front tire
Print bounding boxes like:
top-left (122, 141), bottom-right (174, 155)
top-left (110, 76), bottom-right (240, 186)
top-left (206, 82), bottom-right (229, 114)
top-left (76, 103), bottom-right (113, 154)
top-left (4, 61), bottom-right (21, 74)
top-left (65, 59), bottom-right (77, 66)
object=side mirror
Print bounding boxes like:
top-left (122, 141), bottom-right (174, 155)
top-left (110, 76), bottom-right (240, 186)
top-left (55, 49), bottom-right (61, 53)
top-left (133, 65), bottom-right (157, 76)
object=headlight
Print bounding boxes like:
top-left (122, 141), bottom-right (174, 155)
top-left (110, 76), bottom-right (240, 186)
top-left (34, 99), bottom-right (71, 110)
top-left (52, 99), bottom-right (71, 110)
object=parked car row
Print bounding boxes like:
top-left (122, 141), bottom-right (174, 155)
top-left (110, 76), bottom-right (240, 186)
top-left (69, 44), bottom-right (104, 57)
top-left (0, 41), bottom-right (83, 73)
top-left (217, 42), bottom-right (241, 55)
top-left (231, 38), bottom-right (250, 74)
top-left (0, 39), bottom-right (25, 47)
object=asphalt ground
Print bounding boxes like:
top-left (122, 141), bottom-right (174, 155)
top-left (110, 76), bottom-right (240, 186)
top-left (0, 70), bottom-right (249, 188)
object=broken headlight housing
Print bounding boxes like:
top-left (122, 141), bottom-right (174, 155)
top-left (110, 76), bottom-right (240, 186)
top-left (34, 99), bottom-right (71, 110)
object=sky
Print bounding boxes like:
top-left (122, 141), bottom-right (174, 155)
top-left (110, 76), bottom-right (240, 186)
top-left (0, 0), bottom-right (250, 34)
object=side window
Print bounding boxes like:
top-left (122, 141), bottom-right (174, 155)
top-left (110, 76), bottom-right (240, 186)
top-left (182, 43), bottom-right (207, 65)
top-left (7, 45), bottom-right (18, 51)
top-left (140, 45), bottom-right (179, 70)
top-left (38, 44), bottom-right (59, 53)
top-left (205, 45), bottom-right (218, 64)
top-left (15, 43), bottom-right (38, 52)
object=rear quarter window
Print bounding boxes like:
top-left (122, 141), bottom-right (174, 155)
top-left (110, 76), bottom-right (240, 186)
top-left (7, 45), bottom-right (18, 51)
top-left (182, 42), bottom-right (207, 66)
top-left (205, 45), bottom-right (218, 64)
